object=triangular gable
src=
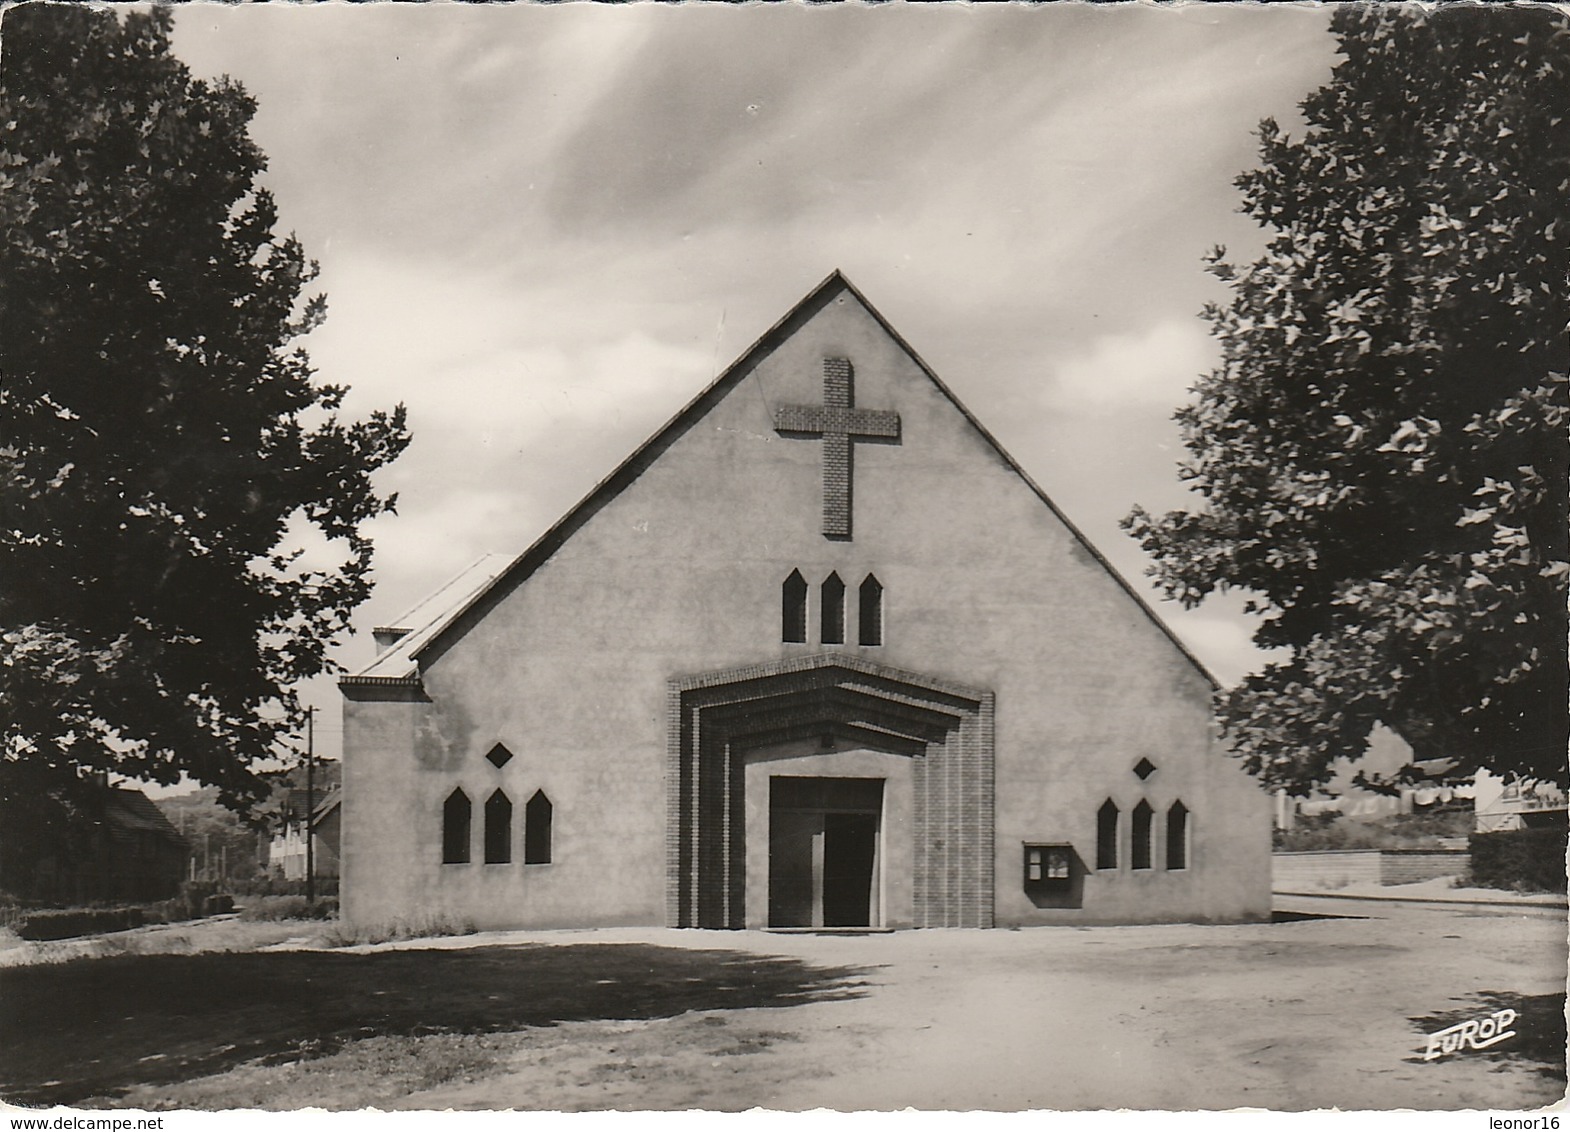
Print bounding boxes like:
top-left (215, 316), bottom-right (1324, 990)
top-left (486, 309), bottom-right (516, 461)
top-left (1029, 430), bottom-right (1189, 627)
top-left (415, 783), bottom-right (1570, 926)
top-left (354, 271), bottom-right (1215, 688)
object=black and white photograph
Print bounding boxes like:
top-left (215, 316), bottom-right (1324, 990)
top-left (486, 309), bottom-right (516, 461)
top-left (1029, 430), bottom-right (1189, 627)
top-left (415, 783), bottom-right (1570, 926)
top-left (1, 0), bottom-right (1565, 1120)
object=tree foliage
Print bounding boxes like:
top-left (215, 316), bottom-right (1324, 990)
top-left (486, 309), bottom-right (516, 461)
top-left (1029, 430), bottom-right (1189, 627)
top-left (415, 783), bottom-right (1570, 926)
top-left (1124, 7), bottom-right (1568, 794)
top-left (0, 6), bottom-right (408, 848)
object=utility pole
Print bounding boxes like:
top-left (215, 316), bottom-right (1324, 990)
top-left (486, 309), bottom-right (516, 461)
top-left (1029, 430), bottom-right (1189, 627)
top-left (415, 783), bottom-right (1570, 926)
top-left (305, 706), bottom-right (315, 905)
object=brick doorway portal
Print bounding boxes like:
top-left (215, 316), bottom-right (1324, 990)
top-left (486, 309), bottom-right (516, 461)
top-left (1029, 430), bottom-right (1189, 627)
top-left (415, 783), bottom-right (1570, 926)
top-left (667, 654), bottom-right (995, 929)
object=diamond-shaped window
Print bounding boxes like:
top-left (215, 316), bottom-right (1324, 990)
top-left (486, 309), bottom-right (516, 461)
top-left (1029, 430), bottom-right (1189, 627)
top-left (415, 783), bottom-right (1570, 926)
top-left (1133, 757), bottom-right (1156, 780)
top-left (486, 743), bottom-right (514, 769)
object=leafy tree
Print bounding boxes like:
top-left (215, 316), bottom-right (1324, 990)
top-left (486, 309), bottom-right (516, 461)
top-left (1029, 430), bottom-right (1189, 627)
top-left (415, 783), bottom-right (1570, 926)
top-left (0, 5), bottom-right (408, 888)
top-left (1124, 6), bottom-right (1568, 795)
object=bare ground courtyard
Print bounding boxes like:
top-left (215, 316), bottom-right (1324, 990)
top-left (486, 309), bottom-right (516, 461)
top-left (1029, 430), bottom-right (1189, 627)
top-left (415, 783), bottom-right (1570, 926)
top-left (1, 896), bottom-right (1563, 1112)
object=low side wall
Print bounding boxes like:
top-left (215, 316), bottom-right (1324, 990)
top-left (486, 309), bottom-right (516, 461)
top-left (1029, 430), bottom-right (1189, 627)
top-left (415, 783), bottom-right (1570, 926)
top-left (1377, 849), bottom-right (1469, 886)
top-left (1273, 850), bottom-right (1381, 891)
top-left (1273, 849), bottom-right (1468, 890)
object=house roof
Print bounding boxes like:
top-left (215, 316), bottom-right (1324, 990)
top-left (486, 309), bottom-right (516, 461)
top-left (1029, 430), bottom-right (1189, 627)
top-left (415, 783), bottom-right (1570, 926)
top-left (343, 553), bottom-right (511, 683)
top-left (281, 786), bottom-right (343, 825)
top-left (111, 789), bottom-right (188, 847)
top-left (311, 787), bottom-right (342, 826)
top-left (342, 270), bottom-right (1216, 690)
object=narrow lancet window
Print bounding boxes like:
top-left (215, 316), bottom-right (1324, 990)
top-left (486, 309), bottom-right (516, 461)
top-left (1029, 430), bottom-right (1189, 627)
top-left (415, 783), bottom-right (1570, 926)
top-left (782, 570), bottom-right (808, 643)
top-left (858, 573), bottom-right (883, 646)
top-left (821, 571), bottom-right (845, 645)
top-left (1096, 799), bottom-right (1118, 870)
top-left (1132, 800), bottom-right (1153, 870)
top-left (525, 790), bottom-right (553, 864)
top-left (442, 788), bottom-right (471, 864)
top-left (1167, 801), bottom-right (1189, 871)
top-left (484, 789), bottom-right (512, 864)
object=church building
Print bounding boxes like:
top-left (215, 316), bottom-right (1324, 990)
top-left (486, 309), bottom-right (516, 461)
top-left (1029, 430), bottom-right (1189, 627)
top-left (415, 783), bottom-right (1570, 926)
top-left (339, 272), bottom-right (1271, 931)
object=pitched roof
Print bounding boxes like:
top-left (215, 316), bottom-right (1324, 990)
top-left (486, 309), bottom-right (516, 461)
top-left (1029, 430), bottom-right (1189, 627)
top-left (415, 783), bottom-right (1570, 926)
top-left (311, 787), bottom-right (341, 825)
top-left (279, 784), bottom-right (343, 824)
top-left (111, 789), bottom-right (188, 846)
top-left (343, 553), bottom-right (510, 683)
top-left (344, 270), bottom-right (1215, 689)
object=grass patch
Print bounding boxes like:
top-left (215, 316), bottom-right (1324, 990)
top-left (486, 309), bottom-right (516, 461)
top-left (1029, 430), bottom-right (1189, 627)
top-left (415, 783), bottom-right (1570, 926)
top-left (110, 1032), bottom-right (518, 1110)
top-left (0, 919), bottom-right (318, 970)
top-left (317, 912), bottom-right (475, 947)
top-left (238, 896), bottom-right (338, 922)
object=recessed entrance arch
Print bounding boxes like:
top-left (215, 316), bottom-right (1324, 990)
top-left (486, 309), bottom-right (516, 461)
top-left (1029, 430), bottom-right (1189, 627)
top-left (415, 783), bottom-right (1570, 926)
top-left (667, 654), bottom-right (995, 929)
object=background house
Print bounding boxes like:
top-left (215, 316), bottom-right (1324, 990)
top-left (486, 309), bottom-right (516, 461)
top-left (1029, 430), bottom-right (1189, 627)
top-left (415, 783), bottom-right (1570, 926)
top-left (268, 786), bottom-right (342, 881)
top-left (22, 784), bottom-right (190, 906)
top-left (1272, 725), bottom-right (1475, 833)
top-left (1473, 772), bottom-right (1568, 833)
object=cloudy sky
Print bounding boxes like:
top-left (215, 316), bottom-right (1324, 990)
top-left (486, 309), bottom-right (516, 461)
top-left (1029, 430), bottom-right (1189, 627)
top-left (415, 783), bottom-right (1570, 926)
top-left (169, 3), bottom-right (1339, 760)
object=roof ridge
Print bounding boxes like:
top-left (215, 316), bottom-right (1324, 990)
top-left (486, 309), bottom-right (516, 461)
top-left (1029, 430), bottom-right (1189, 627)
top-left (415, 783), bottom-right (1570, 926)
top-left (381, 551), bottom-right (511, 634)
top-left (364, 270), bottom-right (1215, 689)
top-left (830, 275), bottom-right (1218, 689)
top-left (405, 270), bottom-right (856, 670)
top-left (346, 553), bottom-right (511, 682)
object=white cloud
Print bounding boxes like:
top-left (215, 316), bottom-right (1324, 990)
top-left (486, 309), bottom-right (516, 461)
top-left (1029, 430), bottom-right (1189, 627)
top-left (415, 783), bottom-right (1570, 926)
top-left (291, 253), bottom-right (721, 679)
top-left (1160, 597), bottom-right (1287, 688)
top-left (162, 3), bottom-right (1339, 691)
top-left (1046, 317), bottom-right (1217, 414)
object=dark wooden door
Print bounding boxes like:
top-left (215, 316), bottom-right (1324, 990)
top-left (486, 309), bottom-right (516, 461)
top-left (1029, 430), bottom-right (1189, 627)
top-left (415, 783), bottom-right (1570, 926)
top-left (768, 776), bottom-right (882, 928)
top-left (767, 808), bottom-right (817, 928)
top-left (822, 812), bottom-right (878, 927)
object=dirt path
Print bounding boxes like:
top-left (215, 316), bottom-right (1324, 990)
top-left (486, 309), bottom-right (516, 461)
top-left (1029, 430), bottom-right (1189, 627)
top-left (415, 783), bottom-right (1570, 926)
top-left (398, 902), bottom-right (1566, 1111)
top-left (12, 900), bottom-right (1563, 1112)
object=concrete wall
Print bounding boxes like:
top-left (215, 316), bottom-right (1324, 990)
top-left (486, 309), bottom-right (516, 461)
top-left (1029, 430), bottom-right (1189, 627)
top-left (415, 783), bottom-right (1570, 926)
top-left (343, 281), bottom-right (1272, 930)
top-left (1272, 849), bottom-right (1469, 891)
top-left (1378, 849), bottom-right (1470, 886)
top-left (1272, 851), bottom-right (1382, 891)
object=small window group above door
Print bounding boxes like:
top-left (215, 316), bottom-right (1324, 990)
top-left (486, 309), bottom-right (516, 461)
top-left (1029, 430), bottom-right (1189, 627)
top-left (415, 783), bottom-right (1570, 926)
top-left (781, 570), bottom-right (883, 646)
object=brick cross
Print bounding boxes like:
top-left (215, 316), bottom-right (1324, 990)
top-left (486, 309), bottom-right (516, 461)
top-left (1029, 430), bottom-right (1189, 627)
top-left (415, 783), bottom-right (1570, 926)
top-left (774, 358), bottom-right (900, 539)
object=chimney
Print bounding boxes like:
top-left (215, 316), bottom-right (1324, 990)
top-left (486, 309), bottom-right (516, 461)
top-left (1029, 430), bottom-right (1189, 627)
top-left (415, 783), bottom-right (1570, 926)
top-left (372, 625), bottom-right (411, 652)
